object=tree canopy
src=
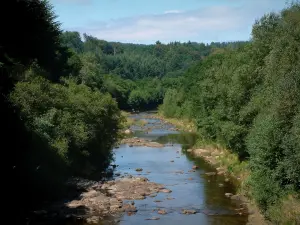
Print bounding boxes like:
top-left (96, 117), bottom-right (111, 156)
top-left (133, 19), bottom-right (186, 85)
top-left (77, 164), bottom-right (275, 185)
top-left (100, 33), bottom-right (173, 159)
top-left (159, 3), bottom-right (300, 223)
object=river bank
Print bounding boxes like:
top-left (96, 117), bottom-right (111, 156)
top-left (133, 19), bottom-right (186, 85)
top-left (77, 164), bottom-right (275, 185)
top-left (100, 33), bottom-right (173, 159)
top-left (29, 111), bottom-right (260, 225)
top-left (29, 175), bottom-right (171, 225)
top-left (151, 113), bottom-right (269, 225)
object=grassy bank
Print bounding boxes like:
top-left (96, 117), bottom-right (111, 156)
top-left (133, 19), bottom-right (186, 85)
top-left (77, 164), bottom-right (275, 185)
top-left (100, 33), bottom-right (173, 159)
top-left (156, 114), bottom-right (300, 224)
top-left (121, 111), bottom-right (148, 129)
top-left (154, 112), bottom-right (248, 185)
top-left (154, 113), bottom-right (269, 224)
top-left (155, 112), bottom-right (196, 132)
top-left (191, 139), bottom-right (249, 184)
top-left (121, 111), bottom-right (133, 128)
top-left (122, 111), bottom-right (300, 224)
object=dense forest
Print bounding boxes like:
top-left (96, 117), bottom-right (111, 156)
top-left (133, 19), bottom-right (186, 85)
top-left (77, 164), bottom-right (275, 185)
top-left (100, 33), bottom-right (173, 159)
top-left (1, 0), bottom-right (299, 224)
top-left (160, 3), bottom-right (300, 224)
top-left (60, 31), bottom-right (246, 110)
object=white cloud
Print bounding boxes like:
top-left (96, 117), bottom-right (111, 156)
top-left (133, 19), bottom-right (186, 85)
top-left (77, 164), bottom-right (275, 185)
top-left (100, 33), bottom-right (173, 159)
top-left (164, 10), bottom-right (182, 14)
top-left (66, 1), bottom-right (285, 44)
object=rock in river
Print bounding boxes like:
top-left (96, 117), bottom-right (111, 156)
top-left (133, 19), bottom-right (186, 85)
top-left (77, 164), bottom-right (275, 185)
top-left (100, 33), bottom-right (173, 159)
top-left (157, 209), bottom-right (167, 215)
top-left (124, 129), bottom-right (132, 135)
top-left (182, 209), bottom-right (197, 214)
top-left (86, 216), bottom-right (99, 224)
top-left (123, 204), bottom-right (137, 212)
top-left (225, 193), bottom-right (233, 198)
top-left (121, 138), bottom-right (164, 148)
top-left (159, 188), bottom-right (172, 193)
top-left (65, 176), bottom-right (164, 218)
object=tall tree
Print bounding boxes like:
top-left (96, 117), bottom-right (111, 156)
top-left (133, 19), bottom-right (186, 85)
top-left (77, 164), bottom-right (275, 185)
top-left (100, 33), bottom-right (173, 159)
top-left (0, 1), bottom-right (73, 224)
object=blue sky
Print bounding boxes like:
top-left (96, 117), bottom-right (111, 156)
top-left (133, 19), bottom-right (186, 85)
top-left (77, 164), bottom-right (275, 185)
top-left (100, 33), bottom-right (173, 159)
top-left (51, 0), bottom-right (289, 44)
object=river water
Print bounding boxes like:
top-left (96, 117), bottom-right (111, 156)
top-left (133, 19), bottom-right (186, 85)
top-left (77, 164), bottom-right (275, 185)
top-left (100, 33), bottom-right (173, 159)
top-left (107, 112), bottom-right (248, 225)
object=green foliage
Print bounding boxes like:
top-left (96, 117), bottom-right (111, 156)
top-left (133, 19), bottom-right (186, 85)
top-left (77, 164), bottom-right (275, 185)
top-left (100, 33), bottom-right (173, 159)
top-left (0, 1), bottom-right (92, 222)
top-left (60, 31), bottom-right (243, 110)
top-left (10, 76), bottom-right (122, 175)
top-left (127, 78), bottom-right (164, 110)
top-left (159, 3), bottom-right (300, 222)
top-left (267, 194), bottom-right (300, 225)
top-left (1, 1), bottom-right (126, 223)
top-left (1, 0), bottom-right (76, 82)
top-left (78, 52), bottom-right (105, 88)
top-left (61, 31), bottom-right (84, 53)
top-left (3, 1), bottom-right (299, 223)
top-left (160, 89), bottom-right (182, 117)
top-left (102, 74), bottom-right (136, 109)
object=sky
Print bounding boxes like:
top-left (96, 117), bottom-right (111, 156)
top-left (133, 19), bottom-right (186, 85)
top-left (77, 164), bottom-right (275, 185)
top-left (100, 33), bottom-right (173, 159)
top-left (51, 0), bottom-right (289, 44)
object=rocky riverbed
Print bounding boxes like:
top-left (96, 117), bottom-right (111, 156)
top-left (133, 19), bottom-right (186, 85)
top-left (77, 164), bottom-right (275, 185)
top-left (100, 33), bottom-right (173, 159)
top-left (66, 176), bottom-right (169, 222)
top-left (30, 112), bottom-right (257, 225)
top-left (32, 176), bottom-right (171, 224)
top-left (121, 137), bottom-right (164, 148)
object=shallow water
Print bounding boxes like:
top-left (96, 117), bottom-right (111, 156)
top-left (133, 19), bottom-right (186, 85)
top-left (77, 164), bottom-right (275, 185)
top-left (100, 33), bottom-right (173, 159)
top-left (109, 112), bottom-right (248, 225)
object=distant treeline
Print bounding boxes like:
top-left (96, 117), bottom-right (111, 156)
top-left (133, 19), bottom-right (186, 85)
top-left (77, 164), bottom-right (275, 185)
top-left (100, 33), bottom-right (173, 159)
top-left (61, 31), bottom-right (247, 110)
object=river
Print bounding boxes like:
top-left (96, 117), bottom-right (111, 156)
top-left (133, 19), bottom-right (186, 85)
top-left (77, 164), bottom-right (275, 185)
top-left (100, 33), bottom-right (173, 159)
top-left (105, 112), bottom-right (248, 225)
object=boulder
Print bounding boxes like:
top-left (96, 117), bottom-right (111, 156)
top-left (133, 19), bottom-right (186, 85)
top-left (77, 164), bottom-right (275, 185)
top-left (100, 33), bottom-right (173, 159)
top-left (157, 209), bottom-right (167, 215)
top-left (225, 193), bottom-right (233, 198)
top-left (86, 216), bottom-right (99, 224)
top-left (182, 209), bottom-right (197, 214)
top-left (217, 171), bottom-right (225, 175)
top-left (123, 204), bottom-right (137, 212)
top-left (159, 189), bottom-right (172, 193)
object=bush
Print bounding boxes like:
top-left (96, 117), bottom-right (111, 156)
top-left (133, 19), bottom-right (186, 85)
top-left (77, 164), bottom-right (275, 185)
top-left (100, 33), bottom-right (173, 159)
top-left (10, 76), bottom-right (122, 176)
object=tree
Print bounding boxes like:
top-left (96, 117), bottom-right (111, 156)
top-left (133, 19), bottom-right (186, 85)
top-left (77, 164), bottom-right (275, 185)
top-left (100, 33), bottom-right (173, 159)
top-left (159, 4), bottom-right (300, 223)
top-left (0, 0), bottom-right (71, 82)
top-left (61, 31), bottom-right (84, 53)
top-left (0, 1), bottom-right (76, 224)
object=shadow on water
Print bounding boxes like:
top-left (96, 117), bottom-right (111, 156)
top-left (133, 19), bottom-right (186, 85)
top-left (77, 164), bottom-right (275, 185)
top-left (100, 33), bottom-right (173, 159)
top-left (155, 132), bottom-right (199, 150)
top-left (28, 176), bottom-right (122, 225)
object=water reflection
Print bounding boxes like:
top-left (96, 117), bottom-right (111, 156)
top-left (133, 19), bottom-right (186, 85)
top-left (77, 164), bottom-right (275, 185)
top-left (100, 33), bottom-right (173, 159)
top-left (112, 112), bottom-right (248, 225)
top-left (155, 132), bottom-right (198, 149)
